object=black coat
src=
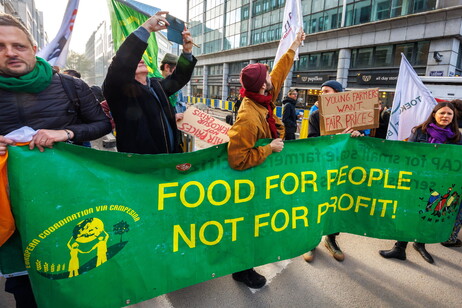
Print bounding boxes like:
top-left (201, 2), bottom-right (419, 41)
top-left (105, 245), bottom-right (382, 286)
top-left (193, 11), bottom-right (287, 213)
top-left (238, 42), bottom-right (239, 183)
top-left (0, 73), bottom-right (111, 141)
top-left (282, 97), bottom-right (297, 133)
top-left (308, 110), bottom-right (321, 137)
top-left (409, 127), bottom-right (462, 144)
top-left (103, 32), bottom-right (196, 154)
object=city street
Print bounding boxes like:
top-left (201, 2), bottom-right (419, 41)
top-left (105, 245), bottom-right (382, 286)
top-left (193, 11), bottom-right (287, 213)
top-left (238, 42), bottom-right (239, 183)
top-left (1, 233), bottom-right (461, 307)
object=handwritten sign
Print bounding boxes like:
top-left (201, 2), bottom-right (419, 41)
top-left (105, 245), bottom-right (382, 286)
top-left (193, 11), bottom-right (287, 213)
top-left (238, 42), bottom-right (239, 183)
top-left (319, 88), bottom-right (380, 135)
top-left (177, 107), bottom-right (231, 145)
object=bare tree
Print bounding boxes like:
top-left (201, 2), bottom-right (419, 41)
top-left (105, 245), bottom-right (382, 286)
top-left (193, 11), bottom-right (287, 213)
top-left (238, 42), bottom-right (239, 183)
top-left (65, 50), bottom-right (93, 80)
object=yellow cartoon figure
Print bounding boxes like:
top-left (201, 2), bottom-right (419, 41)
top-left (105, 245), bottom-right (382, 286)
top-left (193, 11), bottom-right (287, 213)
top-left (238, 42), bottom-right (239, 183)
top-left (67, 238), bottom-right (86, 278)
top-left (89, 230), bottom-right (109, 266)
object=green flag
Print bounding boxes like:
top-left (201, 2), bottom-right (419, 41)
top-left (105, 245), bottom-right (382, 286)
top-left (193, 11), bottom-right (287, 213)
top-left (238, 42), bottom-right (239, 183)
top-left (1, 135), bottom-right (461, 307)
top-left (107, 0), bottom-right (162, 77)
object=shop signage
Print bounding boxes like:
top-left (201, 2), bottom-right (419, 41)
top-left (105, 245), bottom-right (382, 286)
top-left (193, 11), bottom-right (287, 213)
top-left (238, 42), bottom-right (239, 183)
top-left (357, 73), bottom-right (398, 85)
top-left (295, 74), bottom-right (329, 84)
top-left (228, 77), bottom-right (241, 84)
top-left (429, 71), bottom-right (444, 76)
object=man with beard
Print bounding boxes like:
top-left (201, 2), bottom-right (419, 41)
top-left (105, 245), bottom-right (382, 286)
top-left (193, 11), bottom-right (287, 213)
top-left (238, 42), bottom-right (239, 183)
top-left (227, 30), bottom-right (306, 288)
top-left (0, 13), bottom-right (111, 307)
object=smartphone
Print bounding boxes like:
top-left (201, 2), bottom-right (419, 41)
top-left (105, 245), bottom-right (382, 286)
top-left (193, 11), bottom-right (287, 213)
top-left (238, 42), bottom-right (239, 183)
top-left (166, 14), bottom-right (185, 45)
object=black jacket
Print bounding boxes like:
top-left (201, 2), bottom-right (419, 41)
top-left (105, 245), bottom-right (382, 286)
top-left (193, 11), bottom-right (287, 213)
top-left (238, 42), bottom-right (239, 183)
top-left (282, 97), bottom-right (297, 132)
top-left (0, 73), bottom-right (111, 141)
top-left (103, 33), bottom-right (197, 154)
top-left (308, 110), bottom-right (321, 137)
top-left (409, 127), bottom-right (462, 144)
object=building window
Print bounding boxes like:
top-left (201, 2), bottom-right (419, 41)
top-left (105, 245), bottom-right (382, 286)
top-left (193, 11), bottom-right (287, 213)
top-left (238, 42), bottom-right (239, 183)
top-left (294, 51), bottom-right (338, 71)
top-left (375, 45), bottom-right (393, 67)
top-left (351, 41), bottom-right (430, 68)
top-left (193, 66), bottom-right (203, 76)
top-left (230, 61), bottom-right (250, 74)
top-left (372, 0), bottom-right (391, 21)
top-left (456, 43), bottom-right (462, 76)
top-left (394, 43), bottom-right (414, 65)
top-left (345, 0), bottom-right (372, 26)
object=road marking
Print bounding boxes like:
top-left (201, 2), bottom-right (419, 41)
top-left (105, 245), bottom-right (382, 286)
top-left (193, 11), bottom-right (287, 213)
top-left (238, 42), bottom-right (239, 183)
top-left (126, 294), bottom-right (173, 308)
top-left (250, 259), bottom-right (293, 293)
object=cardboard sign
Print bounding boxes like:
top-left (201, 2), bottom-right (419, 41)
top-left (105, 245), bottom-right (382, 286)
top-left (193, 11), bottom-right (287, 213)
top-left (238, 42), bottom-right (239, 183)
top-left (319, 88), bottom-right (380, 135)
top-left (177, 107), bottom-right (231, 145)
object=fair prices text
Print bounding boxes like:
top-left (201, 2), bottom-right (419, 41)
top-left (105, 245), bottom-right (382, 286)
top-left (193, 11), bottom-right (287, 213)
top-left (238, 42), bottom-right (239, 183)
top-left (156, 166), bottom-right (412, 252)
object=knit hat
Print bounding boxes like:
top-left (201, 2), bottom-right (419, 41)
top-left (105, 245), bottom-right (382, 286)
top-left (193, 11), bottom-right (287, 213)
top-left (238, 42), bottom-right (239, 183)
top-left (240, 63), bottom-right (268, 93)
top-left (321, 80), bottom-right (343, 92)
top-left (161, 53), bottom-right (178, 65)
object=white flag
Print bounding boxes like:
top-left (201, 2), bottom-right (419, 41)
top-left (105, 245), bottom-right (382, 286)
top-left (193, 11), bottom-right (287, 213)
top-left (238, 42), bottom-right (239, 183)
top-left (274, 0), bottom-right (303, 64)
top-left (37, 0), bottom-right (79, 67)
top-left (387, 53), bottom-right (437, 140)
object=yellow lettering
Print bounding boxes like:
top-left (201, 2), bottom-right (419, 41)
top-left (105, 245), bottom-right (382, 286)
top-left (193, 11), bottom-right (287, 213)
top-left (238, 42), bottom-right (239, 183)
top-left (266, 175), bottom-right (280, 199)
top-left (234, 180), bottom-right (255, 203)
top-left (301, 171), bottom-right (318, 192)
top-left (355, 196), bottom-right (371, 212)
top-left (379, 199), bottom-right (393, 217)
top-left (317, 196), bottom-right (338, 223)
top-left (326, 169), bottom-right (338, 190)
top-left (367, 168), bottom-right (383, 186)
top-left (158, 182), bottom-right (178, 211)
top-left (292, 206), bottom-right (309, 228)
top-left (337, 165), bottom-right (348, 185)
top-left (271, 209), bottom-right (290, 232)
top-left (397, 171), bottom-right (412, 190)
top-left (280, 173), bottom-right (299, 195)
top-left (348, 166), bottom-right (367, 185)
top-left (173, 224), bottom-right (195, 252)
top-left (225, 217), bottom-right (244, 241)
top-left (199, 221), bottom-right (223, 246)
top-left (180, 181), bottom-right (205, 208)
top-left (384, 170), bottom-right (396, 189)
top-left (208, 180), bottom-right (231, 206)
top-left (255, 213), bottom-right (270, 237)
top-left (338, 193), bottom-right (354, 211)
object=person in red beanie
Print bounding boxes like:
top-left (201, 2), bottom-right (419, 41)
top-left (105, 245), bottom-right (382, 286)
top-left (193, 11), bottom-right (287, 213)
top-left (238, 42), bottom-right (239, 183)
top-left (227, 29), bottom-right (306, 289)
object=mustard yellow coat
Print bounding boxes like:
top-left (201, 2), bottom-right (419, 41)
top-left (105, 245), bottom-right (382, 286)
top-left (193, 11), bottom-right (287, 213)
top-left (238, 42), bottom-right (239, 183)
top-left (228, 49), bottom-right (295, 170)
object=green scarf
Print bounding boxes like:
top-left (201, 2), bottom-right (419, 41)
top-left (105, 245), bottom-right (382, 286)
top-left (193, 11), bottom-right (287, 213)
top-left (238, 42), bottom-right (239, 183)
top-left (0, 57), bottom-right (53, 93)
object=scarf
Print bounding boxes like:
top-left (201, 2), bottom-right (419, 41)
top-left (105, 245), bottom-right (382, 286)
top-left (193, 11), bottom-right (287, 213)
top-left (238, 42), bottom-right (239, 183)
top-left (0, 57), bottom-right (53, 93)
top-left (426, 123), bottom-right (455, 144)
top-left (240, 88), bottom-right (277, 138)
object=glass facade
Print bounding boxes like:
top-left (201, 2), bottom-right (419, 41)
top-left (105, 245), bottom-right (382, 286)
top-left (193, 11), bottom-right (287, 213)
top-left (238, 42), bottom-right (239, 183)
top-left (187, 0), bottom-right (454, 105)
top-left (457, 43), bottom-right (462, 76)
top-left (190, 0), bottom-right (437, 55)
top-left (294, 51), bottom-right (339, 72)
top-left (351, 41), bottom-right (430, 68)
top-left (345, 0), bottom-right (437, 26)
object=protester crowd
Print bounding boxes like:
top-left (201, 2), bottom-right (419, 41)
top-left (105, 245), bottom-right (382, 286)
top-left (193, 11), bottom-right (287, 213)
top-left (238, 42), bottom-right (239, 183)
top-left (0, 10), bottom-right (461, 307)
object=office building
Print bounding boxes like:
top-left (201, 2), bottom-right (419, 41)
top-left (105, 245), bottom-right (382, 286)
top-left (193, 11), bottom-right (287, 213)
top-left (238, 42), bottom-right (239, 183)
top-left (187, 0), bottom-right (462, 106)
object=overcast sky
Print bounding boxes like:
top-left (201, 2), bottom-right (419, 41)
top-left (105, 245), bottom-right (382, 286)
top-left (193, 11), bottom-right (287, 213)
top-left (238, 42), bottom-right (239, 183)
top-left (35, 0), bottom-right (187, 53)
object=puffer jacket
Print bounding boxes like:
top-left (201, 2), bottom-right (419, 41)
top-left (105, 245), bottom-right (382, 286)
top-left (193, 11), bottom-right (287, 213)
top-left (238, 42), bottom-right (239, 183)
top-left (0, 73), bottom-right (111, 142)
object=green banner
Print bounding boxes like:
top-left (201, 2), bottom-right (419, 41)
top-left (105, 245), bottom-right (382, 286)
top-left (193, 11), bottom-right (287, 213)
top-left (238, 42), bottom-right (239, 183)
top-left (107, 0), bottom-right (162, 77)
top-left (2, 135), bottom-right (462, 307)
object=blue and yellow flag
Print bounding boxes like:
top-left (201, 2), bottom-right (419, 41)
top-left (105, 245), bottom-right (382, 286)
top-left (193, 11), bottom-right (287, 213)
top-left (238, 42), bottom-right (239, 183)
top-left (107, 0), bottom-right (162, 77)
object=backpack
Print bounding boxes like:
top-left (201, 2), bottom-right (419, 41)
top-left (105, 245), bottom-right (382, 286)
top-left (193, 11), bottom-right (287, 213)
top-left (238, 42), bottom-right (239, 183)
top-left (58, 73), bottom-right (81, 116)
